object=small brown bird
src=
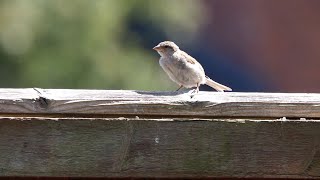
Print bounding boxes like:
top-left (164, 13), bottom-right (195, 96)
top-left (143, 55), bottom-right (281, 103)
top-left (153, 41), bottom-right (232, 93)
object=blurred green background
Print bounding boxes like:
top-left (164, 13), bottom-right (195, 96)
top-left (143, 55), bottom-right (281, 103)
top-left (0, 0), bottom-right (204, 90)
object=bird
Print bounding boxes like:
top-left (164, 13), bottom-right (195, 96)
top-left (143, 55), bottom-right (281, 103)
top-left (153, 41), bottom-right (232, 93)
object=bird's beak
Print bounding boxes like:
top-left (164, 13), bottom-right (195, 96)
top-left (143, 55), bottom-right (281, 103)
top-left (153, 45), bottom-right (160, 51)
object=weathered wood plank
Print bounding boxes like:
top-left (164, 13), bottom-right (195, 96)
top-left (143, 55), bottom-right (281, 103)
top-left (0, 117), bottom-right (319, 178)
top-left (1, 89), bottom-right (320, 178)
top-left (0, 88), bottom-right (320, 118)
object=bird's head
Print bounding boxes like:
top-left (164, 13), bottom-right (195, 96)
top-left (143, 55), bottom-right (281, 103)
top-left (153, 41), bottom-right (179, 57)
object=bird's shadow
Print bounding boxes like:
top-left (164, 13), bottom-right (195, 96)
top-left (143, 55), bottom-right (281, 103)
top-left (134, 90), bottom-right (190, 97)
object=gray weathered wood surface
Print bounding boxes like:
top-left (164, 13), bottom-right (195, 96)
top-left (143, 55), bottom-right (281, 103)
top-left (0, 88), bottom-right (320, 178)
top-left (1, 88), bottom-right (320, 118)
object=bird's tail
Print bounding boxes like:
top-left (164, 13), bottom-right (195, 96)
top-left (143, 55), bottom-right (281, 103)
top-left (205, 77), bottom-right (232, 92)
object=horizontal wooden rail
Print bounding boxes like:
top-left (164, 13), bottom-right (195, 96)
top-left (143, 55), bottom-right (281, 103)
top-left (0, 88), bottom-right (320, 178)
top-left (1, 88), bottom-right (320, 118)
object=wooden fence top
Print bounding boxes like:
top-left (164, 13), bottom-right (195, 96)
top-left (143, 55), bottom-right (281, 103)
top-left (1, 88), bottom-right (320, 178)
top-left (1, 88), bottom-right (320, 118)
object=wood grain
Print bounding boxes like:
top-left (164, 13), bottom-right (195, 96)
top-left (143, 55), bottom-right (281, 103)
top-left (0, 117), bottom-right (319, 178)
top-left (0, 88), bottom-right (320, 118)
top-left (1, 88), bottom-right (320, 178)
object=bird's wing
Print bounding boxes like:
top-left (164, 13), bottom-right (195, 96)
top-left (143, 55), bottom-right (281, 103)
top-left (180, 51), bottom-right (197, 64)
top-left (180, 51), bottom-right (205, 73)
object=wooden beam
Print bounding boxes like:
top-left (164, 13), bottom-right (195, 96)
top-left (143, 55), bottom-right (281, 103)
top-left (0, 88), bottom-right (320, 118)
top-left (0, 89), bottom-right (320, 178)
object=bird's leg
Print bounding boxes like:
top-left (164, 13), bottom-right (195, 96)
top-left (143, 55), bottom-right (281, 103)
top-left (196, 83), bottom-right (199, 93)
top-left (191, 83), bottom-right (200, 94)
top-left (176, 85), bottom-right (183, 91)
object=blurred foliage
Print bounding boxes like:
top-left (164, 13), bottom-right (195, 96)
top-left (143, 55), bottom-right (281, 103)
top-left (0, 0), bottom-right (205, 90)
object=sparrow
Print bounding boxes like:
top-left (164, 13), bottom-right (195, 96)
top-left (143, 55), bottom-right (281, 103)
top-left (153, 41), bottom-right (232, 93)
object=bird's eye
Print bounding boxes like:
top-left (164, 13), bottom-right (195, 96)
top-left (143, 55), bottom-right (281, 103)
top-left (164, 45), bottom-right (169, 48)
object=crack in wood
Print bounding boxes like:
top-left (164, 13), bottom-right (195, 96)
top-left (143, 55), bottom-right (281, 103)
top-left (33, 88), bottom-right (49, 109)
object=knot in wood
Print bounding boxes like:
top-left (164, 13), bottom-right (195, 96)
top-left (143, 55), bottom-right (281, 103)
top-left (36, 96), bottom-right (49, 109)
